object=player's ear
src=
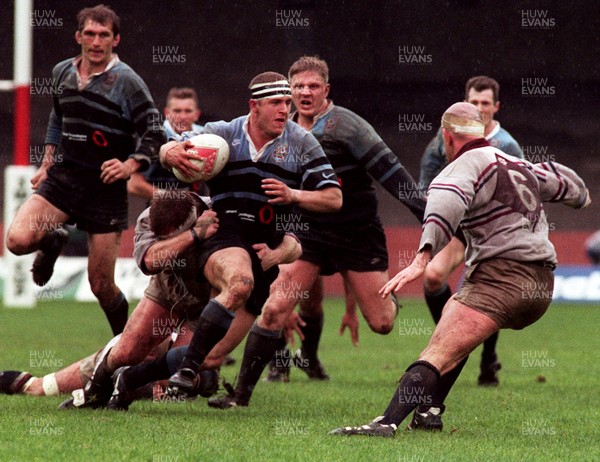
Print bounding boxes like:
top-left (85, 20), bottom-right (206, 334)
top-left (194, 109), bottom-right (201, 122)
top-left (249, 99), bottom-right (258, 112)
top-left (324, 83), bottom-right (331, 98)
top-left (75, 30), bottom-right (82, 44)
top-left (112, 34), bottom-right (121, 48)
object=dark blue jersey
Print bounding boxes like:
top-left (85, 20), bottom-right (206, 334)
top-left (45, 56), bottom-right (164, 173)
top-left (293, 101), bottom-right (425, 224)
top-left (185, 115), bottom-right (339, 247)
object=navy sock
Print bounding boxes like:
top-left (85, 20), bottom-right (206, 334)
top-left (100, 292), bottom-right (129, 336)
top-left (481, 332), bottom-right (499, 363)
top-left (179, 299), bottom-right (234, 371)
top-left (235, 325), bottom-right (282, 404)
top-left (298, 311), bottom-right (324, 364)
top-left (380, 360), bottom-right (440, 426)
top-left (424, 284), bottom-right (452, 324)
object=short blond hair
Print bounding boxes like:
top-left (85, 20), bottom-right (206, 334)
top-left (288, 56), bottom-right (329, 84)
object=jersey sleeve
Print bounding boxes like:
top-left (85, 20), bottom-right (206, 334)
top-left (133, 208), bottom-right (158, 275)
top-left (529, 161), bottom-right (589, 208)
top-left (500, 137), bottom-right (524, 159)
top-left (419, 128), bottom-right (447, 191)
top-left (300, 131), bottom-right (340, 191)
top-left (340, 110), bottom-right (425, 222)
top-left (44, 62), bottom-right (68, 146)
top-left (127, 76), bottom-right (166, 171)
top-left (419, 157), bottom-right (479, 257)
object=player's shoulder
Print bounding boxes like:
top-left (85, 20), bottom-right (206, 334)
top-left (52, 58), bottom-right (74, 76)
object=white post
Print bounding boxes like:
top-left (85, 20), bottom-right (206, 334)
top-left (4, 166), bottom-right (37, 307)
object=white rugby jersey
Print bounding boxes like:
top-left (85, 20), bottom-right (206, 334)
top-left (421, 139), bottom-right (588, 267)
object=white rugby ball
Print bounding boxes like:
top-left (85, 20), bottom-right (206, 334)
top-left (172, 133), bottom-right (229, 183)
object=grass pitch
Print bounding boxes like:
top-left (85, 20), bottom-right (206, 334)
top-left (0, 299), bottom-right (598, 462)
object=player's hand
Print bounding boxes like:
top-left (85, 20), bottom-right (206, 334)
top-left (162, 141), bottom-right (201, 178)
top-left (100, 158), bottom-right (136, 184)
top-left (252, 243), bottom-right (280, 271)
top-left (262, 178), bottom-right (299, 205)
top-left (284, 311), bottom-right (306, 346)
top-left (193, 210), bottom-right (219, 240)
top-left (200, 353), bottom-right (224, 370)
top-left (339, 311), bottom-right (360, 346)
top-left (380, 250), bottom-right (430, 298)
top-left (30, 166), bottom-right (48, 190)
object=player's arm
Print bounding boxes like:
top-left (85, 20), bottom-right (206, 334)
top-left (419, 128), bottom-right (447, 192)
top-left (127, 172), bottom-right (155, 200)
top-left (33, 102), bottom-right (63, 189)
top-left (531, 161), bottom-right (591, 208)
top-left (134, 209), bottom-right (218, 275)
top-left (347, 114), bottom-right (426, 222)
top-left (262, 180), bottom-right (342, 213)
top-left (252, 234), bottom-right (302, 271)
top-left (159, 140), bottom-right (203, 179)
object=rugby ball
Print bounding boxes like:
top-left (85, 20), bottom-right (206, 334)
top-left (172, 133), bottom-right (229, 183)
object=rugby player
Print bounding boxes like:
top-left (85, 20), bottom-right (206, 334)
top-left (160, 72), bottom-right (342, 397)
top-left (128, 87), bottom-right (206, 200)
top-left (1, 191), bottom-right (301, 409)
top-left (329, 102), bottom-right (590, 437)
top-left (207, 56), bottom-right (425, 409)
top-left (419, 76), bottom-right (524, 390)
top-left (6, 5), bottom-right (164, 335)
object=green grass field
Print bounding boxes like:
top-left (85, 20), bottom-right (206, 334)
top-left (0, 299), bottom-right (598, 462)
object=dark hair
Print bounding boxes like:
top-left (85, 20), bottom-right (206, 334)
top-left (149, 191), bottom-right (196, 237)
top-left (465, 76), bottom-right (500, 103)
top-left (77, 4), bottom-right (121, 36)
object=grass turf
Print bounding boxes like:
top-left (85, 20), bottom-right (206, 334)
top-left (0, 299), bottom-right (598, 461)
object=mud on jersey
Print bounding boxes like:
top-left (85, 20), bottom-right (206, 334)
top-left (421, 139), bottom-right (588, 268)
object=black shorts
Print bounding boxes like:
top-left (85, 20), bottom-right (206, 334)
top-left (299, 218), bottom-right (388, 276)
top-left (35, 163), bottom-right (128, 233)
top-left (198, 229), bottom-right (279, 316)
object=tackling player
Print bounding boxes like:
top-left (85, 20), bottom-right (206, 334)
top-left (330, 102), bottom-right (590, 437)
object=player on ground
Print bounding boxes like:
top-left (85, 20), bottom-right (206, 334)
top-left (161, 72), bottom-right (342, 397)
top-left (329, 102), bottom-right (590, 437)
top-left (6, 5), bottom-right (164, 335)
top-left (207, 56), bottom-right (425, 409)
top-left (419, 76), bottom-right (523, 388)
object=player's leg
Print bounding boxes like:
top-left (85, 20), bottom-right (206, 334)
top-left (1, 358), bottom-right (84, 397)
top-left (76, 298), bottom-right (179, 408)
top-left (6, 195), bottom-right (70, 286)
top-left (343, 270), bottom-right (396, 334)
top-left (169, 248), bottom-right (251, 391)
top-left (87, 231), bottom-right (129, 335)
top-left (209, 260), bottom-right (320, 408)
top-left (330, 299), bottom-right (499, 437)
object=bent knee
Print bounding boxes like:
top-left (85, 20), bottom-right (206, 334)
top-left (6, 231), bottom-right (34, 255)
top-left (424, 266), bottom-right (449, 292)
top-left (223, 273), bottom-right (254, 307)
top-left (368, 320), bottom-right (394, 335)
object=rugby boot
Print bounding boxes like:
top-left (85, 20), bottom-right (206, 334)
top-left (293, 349), bottom-right (330, 380)
top-left (329, 416), bottom-right (397, 438)
top-left (0, 370), bottom-right (32, 395)
top-left (478, 355), bottom-right (501, 386)
top-left (407, 405), bottom-right (445, 431)
top-left (31, 228), bottom-right (69, 286)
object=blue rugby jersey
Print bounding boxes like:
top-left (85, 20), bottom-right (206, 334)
top-left (419, 123), bottom-right (523, 192)
top-left (184, 116), bottom-right (339, 247)
top-left (141, 120), bottom-right (204, 191)
top-left (44, 56), bottom-right (164, 173)
top-left (293, 101), bottom-right (425, 224)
